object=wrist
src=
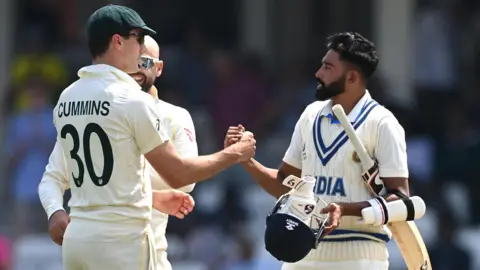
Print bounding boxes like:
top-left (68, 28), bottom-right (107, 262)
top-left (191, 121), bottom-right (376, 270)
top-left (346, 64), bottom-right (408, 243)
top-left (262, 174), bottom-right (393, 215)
top-left (48, 209), bottom-right (66, 221)
top-left (336, 201), bottom-right (370, 217)
top-left (240, 158), bottom-right (254, 166)
top-left (222, 145), bottom-right (242, 162)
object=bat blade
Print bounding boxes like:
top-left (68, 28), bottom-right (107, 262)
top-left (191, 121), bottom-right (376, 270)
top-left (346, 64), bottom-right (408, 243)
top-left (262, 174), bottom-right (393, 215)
top-left (389, 221), bottom-right (431, 270)
top-left (332, 104), bottom-right (431, 270)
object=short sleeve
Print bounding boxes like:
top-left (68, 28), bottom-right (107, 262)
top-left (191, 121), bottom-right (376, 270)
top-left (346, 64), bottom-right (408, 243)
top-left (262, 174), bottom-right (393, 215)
top-left (171, 110), bottom-right (198, 158)
top-left (126, 95), bottom-right (170, 154)
top-left (376, 117), bottom-right (409, 178)
top-left (283, 118), bottom-right (303, 169)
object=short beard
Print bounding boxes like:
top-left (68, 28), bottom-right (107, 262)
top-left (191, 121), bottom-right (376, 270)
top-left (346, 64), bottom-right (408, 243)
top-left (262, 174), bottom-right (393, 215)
top-left (131, 73), bottom-right (155, 93)
top-left (315, 76), bottom-right (346, 101)
top-left (140, 83), bottom-right (152, 92)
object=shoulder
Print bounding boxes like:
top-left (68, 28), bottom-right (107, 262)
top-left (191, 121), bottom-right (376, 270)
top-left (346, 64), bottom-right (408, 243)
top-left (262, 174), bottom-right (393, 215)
top-left (367, 102), bottom-right (401, 126)
top-left (301, 101), bottom-right (328, 119)
top-left (116, 87), bottom-right (156, 108)
top-left (295, 101), bottom-right (328, 129)
top-left (157, 100), bottom-right (193, 125)
top-left (57, 80), bottom-right (80, 100)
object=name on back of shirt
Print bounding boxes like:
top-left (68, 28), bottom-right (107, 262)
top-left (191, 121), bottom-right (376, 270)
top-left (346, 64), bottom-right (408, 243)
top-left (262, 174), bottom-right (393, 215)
top-left (58, 100), bottom-right (110, 118)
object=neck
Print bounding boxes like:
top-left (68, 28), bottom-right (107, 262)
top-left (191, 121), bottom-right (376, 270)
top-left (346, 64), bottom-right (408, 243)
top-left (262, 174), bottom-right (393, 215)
top-left (332, 88), bottom-right (366, 115)
top-left (148, 85), bottom-right (158, 98)
top-left (93, 53), bottom-right (124, 71)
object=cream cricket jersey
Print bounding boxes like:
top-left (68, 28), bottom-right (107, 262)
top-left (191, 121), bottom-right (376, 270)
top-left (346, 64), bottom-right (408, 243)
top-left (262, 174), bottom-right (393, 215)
top-left (283, 91), bottom-right (408, 261)
top-left (50, 64), bottom-right (168, 222)
top-left (147, 98), bottom-right (198, 253)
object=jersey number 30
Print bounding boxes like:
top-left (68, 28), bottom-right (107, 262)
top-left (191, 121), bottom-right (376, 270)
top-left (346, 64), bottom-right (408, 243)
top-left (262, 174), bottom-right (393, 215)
top-left (61, 123), bottom-right (114, 187)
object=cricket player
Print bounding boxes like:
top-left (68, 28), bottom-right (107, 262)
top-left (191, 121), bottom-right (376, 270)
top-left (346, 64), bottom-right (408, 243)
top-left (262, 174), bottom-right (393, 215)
top-left (39, 4), bottom-right (255, 270)
top-left (131, 36), bottom-right (198, 269)
top-left (225, 32), bottom-right (409, 270)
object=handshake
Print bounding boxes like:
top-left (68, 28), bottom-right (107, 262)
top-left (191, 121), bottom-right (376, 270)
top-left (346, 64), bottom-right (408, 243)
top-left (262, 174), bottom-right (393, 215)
top-left (223, 124), bottom-right (256, 162)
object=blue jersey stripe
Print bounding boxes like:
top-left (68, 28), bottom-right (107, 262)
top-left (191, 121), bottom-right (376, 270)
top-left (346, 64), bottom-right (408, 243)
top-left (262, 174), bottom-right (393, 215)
top-left (323, 229), bottom-right (390, 243)
top-left (313, 100), bottom-right (378, 166)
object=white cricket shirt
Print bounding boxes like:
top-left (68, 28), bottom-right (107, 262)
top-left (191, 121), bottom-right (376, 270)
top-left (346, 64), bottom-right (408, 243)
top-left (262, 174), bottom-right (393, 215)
top-left (147, 98), bottom-right (198, 252)
top-left (50, 64), bottom-right (168, 222)
top-left (283, 91), bottom-right (408, 243)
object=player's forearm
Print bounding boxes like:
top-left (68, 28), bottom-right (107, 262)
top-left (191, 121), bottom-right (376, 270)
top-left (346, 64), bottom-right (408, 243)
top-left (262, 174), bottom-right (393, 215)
top-left (241, 159), bottom-right (289, 199)
top-left (38, 179), bottom-right (67, 219)
top-left (173, 150), bottom-right (239, 187)
top-left (338, 194), bottom-right (404, 217)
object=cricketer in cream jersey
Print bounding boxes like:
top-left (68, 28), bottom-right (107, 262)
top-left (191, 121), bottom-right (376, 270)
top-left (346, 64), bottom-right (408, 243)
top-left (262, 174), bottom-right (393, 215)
top-left (148, 98), bottom-right (198, 266)
top-left (44, 6), bottom-right (255, 270)
top-left (39, 93), bottom-right (198, 263)
top-left (51, 64), bottom-right (168, 222)
top-left (282, 91), bottom-right (408, 263)
top-left (129, 35), bottom-right (198, 269)
top-left (224, 32), bottom-right (409, 270)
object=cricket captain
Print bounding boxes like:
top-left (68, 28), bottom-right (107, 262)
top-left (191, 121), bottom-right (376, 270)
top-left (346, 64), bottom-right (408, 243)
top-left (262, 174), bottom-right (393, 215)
top-left (225, 32), bottom-right (409, 270)
top-left (38, 4), bottom-right (256, 270)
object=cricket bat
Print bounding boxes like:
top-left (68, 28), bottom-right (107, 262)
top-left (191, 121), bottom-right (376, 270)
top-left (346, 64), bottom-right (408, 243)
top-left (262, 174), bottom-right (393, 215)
top-left (332, 104), bottom-right (431, 270)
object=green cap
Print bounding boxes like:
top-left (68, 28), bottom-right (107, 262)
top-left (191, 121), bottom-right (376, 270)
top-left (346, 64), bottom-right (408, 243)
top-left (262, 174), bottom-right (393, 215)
top-left (86, 4), bottom-right (156, 41)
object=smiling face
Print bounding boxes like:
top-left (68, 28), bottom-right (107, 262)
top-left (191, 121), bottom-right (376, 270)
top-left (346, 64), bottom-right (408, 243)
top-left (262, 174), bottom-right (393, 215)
top-left (128, 36), bottom-right (163, 92)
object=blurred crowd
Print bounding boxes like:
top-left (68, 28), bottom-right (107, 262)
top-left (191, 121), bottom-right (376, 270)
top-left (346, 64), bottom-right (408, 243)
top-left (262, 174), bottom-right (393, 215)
top-left (2, 0), bottom-right (480, 269)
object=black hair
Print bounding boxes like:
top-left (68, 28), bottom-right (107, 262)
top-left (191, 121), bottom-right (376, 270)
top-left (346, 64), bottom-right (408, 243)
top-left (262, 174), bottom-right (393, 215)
top-left (88, 34), bottom-right (112, 59)
top-left (326, 32), bottom-right (379, 78)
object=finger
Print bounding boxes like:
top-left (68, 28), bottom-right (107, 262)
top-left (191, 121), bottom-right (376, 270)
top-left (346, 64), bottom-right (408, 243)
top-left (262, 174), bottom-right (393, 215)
top-left (320, 203), bottom-right (338, 214)
top-left (320, 207), bottom-right (329, 214)
top-left (53, 236), bottom-right (63, 246)
top-left (227, 126), bottom-right (242, 132)
top-left (322, 227), bottom-right (334, 236)
top-left (184, 196), bottom-right (195, 211)
top-left (238, 124), bottom-right (245, 132)
top-left (175, 212), bottom-right (185, 219)
top-left (227, 138), bottom-right (239, 144)
top-left (180, 207), bottom-right (190, 215)
top-left (227, 130), bottom-right (242, 136)
top-left (243, 131), bottom-right (254, 138)
top-left (181, 206), bottom-right (192, 214)
top-left (226, 135), bottom-right (241, 141)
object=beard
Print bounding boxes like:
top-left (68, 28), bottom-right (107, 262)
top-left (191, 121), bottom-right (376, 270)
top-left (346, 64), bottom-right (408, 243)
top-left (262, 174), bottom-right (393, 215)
top-left (315, 75), bottom-right (346, 101)
top-left (130, 72), bottom-right (156, 92)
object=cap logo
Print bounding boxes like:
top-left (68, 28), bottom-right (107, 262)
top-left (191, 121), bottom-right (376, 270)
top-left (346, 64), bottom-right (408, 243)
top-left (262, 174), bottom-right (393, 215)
top-left (285, 219), bottom-right (299, 231)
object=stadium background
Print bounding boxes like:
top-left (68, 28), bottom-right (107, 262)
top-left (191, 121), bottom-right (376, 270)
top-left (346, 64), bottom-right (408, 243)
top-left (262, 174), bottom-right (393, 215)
top-left (0, 0), bottom-right (477, 269)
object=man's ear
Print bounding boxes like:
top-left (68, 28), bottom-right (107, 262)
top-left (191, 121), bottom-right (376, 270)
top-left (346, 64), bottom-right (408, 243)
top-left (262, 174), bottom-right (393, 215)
top-left (156, 60), bottom-right (164, 77)
top-left (111, 34), bottom-right (123, 51)
top-left (347, 70), bottom-right (359, 84)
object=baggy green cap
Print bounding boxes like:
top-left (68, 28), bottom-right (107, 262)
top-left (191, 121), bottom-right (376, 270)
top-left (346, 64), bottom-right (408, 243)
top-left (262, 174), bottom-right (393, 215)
top-left (86, 4), bottom-right (156, 41)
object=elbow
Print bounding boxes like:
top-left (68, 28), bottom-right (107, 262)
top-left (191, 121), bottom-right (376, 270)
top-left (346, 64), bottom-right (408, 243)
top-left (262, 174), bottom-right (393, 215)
top-left (178, 183), bottom-right (195, 193)
top-left (160, 173), bottom-right (186, 189)
top-left (38, 179), bottom-right (48, 195)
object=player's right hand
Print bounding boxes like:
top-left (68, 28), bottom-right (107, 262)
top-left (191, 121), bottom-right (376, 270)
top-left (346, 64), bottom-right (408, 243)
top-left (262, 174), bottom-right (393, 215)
top-left (224, 124), bottom-right (245, 148)
top-left (232, 130), bottom-right (256, 162)
top-left (48, 210), bottom-right (70, 246)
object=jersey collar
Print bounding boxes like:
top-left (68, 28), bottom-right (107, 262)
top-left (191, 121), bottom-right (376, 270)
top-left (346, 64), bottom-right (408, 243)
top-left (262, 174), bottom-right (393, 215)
top-left (321, 90), bottom-right (372, 124)
top-left (78, 64), bottom-right (140, 89)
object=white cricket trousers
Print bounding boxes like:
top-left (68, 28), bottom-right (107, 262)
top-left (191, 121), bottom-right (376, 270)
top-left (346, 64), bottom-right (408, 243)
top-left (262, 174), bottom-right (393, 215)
top-left (282, 259), bottom-right (388, 270)
top-left (156, 251), bottom-right (172, 270)
top-left (62, 218), bottom-right (157, 270)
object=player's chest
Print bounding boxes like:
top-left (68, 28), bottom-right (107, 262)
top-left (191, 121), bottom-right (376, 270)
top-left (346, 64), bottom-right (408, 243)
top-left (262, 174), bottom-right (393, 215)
top-left (300, 113), bottom-right (374, 172)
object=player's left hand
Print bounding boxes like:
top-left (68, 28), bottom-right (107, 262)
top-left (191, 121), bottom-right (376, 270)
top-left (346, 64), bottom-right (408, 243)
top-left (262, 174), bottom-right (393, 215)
top-left (152, 190), bottom-right (195, 219)
top-left (320, 203), bottom-right (342, 236)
